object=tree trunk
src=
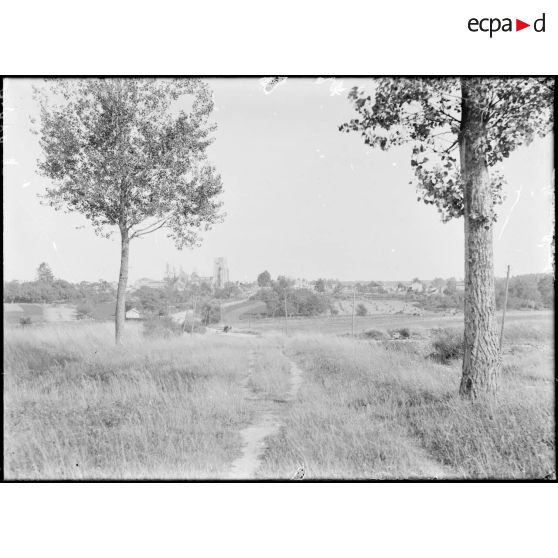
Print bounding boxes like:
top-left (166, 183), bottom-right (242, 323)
top-left (459, 78), bottom-right (502, 398)
top-left (115, 227), bottom-right (130, 344)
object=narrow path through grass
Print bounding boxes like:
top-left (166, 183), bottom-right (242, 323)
top-left (257, 333), bottom-right (553, 479)
top-left (227, 344), bottom-right (304, 479)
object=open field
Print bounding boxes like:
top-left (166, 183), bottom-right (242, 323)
top-left (4, 302), bottom-right (113, 324)
top-left (233, 309), bottom-right (552, 337)
top-left (3, 312), bottom-right (554, 479)
top-left (4, 303), bottom-right (46, 324)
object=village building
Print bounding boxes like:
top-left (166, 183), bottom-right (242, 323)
top-left (189, 271), bottom-right (213, 286)
top-left (426, 285), bottom-right (445, 295)
top-left (125, 308), bottom-right (143, 320)
top-left (409, 280), bottom-right (424, 293)
top-left (130, 278), bottom-right (166, 290)
top-left (294, 278), bottom-right (311, 290)
top-left (213, 257), bottom-right (230, 289)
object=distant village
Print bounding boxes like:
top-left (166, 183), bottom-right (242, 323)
top-left (129, 256), bottom-right (465, 296)
top-left (4, 255), bottom-right (549, 327)
top-left (131, 257), bottom-right (232, 291)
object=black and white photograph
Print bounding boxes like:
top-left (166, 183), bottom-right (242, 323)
top-left (3, 76), bottom-right (554, 481)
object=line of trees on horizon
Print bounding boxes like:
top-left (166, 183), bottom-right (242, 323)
top-left (6, 262), bottom-right (553, 314)
top-left (4, 263), bottom-right (116, 305)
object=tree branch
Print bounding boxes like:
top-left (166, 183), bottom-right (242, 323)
top-left (443, 138), bottom-right (459, 153)
top-left (130, 216), bottom-right (169, 239)
top-left (437, 108), bottom-right (461, 125)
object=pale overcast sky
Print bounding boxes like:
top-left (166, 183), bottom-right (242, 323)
top-left (3, 78), bottom-right (554, 284)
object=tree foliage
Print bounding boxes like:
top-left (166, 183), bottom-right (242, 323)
top-left (356, 303), bottom-right (368, 316)
top-left (444, 277), bottom-right (458, 295)
top-left (3, 278), bottom-right (116, 304)
top-left (340, 78), bottom-right (554, 223)
top-left (201, 300), bottom-right (221, 325)
top-left (253, 279), bottom-right (328, 317)
top-left (257, 270), bottom-right (272, 287)
top-left (36, 262), bottom-right (54, 283)
top-left (34, 78), bottom-right (224, 247)
top-left (495, 273), bottom-right (553, 310)
top-left (314, 278), bottom-right (326, 293)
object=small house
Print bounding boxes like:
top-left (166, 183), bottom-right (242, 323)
top-left (125, 308), bottom-right (143, 320)
top-left (410, 281), bottom-right (424, 293)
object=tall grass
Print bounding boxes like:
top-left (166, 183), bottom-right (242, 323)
top-left (258, 333), bottom-right (554, 479)
top-left (4, 318), bottom-right (554, 479)
top-left (247, 344), bottom-right (292, 402)
top-left (4, 322), bottom-right (258, 479)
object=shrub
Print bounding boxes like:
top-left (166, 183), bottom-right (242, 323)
top-left (356, 303), bottom-right (368, 317)
top-left (142, 316), bottom-right (183, 338)
top-left (430, 328), bottom-right (464, 363)
top-left (418, 293), bottom-right (464, 312)
top-left (75, 301), bottom-right (94, 320)
top-left (19, 316), bottom-right (32, 326)
top-left (389, 327), bottom-right (411, 339)
top-left (182, 322), bottom-right (207, 334)
top-left (201, 300), bottom-right (221, 325)
top-left (362, 329), bottom-right (387, 340)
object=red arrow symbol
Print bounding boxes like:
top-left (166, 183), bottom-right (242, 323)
top-left (516, 19), bottom-right (530, 31)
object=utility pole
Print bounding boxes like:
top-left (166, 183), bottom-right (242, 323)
top-left (284, 292), bottom-right (288, 336)
top-left (184, 294), bottom-right (197, 333)
top-left (499, 265), bottom-right (511, 352)
top-left (190, 296), bottom-right (197, 334)
top-left (352, 287), bottom-right (356, 338)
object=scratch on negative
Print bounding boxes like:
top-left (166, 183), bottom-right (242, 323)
top-left (498, 188), bottom-right (522, 241)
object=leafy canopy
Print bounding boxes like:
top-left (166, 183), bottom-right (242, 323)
top-left (257, 270), bottom-right (272, 287)
top-left (34, 78), bottom-right (223, 247)
top-left (36, 262), bottom-right (54, 283)
top-left (340, 78), bottom-right (553, 222)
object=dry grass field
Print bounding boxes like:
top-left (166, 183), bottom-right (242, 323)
top-left (258, 325), bottom-right (554, 479)
top-left (5, 323), bottom-right (256, 479)
top-left (235, 309), bottom-right (552, 336)
top-left (3, 315), bottom-right (554, 479)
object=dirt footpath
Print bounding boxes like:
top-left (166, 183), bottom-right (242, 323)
top-left (227, 349), bottom-right (303, 480)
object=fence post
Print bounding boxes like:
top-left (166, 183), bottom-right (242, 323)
top-left (284, 293), bottom-right (288, 336)
top-left (499, 265), bottom-right (510, 351)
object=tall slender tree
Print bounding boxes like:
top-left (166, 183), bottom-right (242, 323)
top-left (340, 78), bottom-right (553, 397)
top-left (35, 79), bottom-right (224, 343)
top-left (36, 262), bottom-right (54, 283)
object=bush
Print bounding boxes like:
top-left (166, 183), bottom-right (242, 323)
top-left (430, 328), bottom-right (464, 363)
top-left (418, 293), bottom-right (464, 312)
top-left (75, 301), bottom-right (94, 320)
top-left (143, 316), bottom-right (183, 338)
top-left (253, 286), bottom-right (329, 317)
top-left (361, 329), bottom-right (387, 340)
top-left (356, 303), bottom-right (368, 317)
top-left (19, 317), bottom-right (32, 326)
top-left (201, 300), bottom-right (221, 325)
top-left (182, 321), bottom-right (207, 334)
top-left (389, 327), bottom-right (411, 339)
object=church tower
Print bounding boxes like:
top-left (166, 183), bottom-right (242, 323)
top-left (213, 257), bottom-right (229, 289)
